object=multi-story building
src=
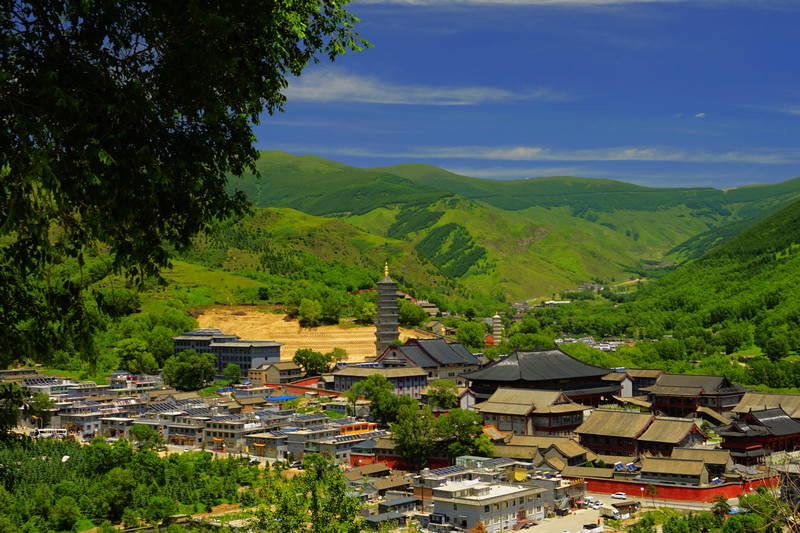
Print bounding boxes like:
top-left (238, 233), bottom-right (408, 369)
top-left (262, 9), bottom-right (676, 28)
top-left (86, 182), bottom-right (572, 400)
top-left (172, 328), bottom-right (282, 376)
top-left (285, 424), bottom-right (340, 460)
top-left (202, 415), bottom-right (268, 453)
top-left (430, 481), bottom-right (546, 532)
top-left (529, 475), bottom-right (587, 514)
top-left (332, 367), bottom-right (428, 399)
top-left (246, 430), bottom-right (290, 460)
top-left (249, 361), bottom-right (303, 385)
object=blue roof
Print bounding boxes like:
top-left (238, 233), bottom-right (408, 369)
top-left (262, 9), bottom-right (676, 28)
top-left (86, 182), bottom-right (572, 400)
top-left (265, 395), bottom-right (298, 401)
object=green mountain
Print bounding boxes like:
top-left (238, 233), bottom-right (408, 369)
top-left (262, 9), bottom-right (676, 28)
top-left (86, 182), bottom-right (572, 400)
top-left (184, 207), bottom-right (463, 299)
top-left (225, 151), bottom-right (800, 301)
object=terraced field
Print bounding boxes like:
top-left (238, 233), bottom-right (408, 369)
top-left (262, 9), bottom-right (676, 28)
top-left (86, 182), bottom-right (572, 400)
top-left (196, 307), bottom-right (423, 362)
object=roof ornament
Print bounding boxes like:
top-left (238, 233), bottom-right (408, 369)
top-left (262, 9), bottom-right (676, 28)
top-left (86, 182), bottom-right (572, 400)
top-left (384, 262), bottom-right (389, 277)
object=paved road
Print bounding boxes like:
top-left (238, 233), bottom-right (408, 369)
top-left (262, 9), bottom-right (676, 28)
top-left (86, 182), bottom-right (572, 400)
top-left (533, 505), bottom-right (607, 533)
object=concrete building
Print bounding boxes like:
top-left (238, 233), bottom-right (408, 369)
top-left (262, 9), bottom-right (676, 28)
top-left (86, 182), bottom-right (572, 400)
top-left (202, 415), bottom-right (269, 454)
top-left (430, 481), bottom-right (546, 532)
top-left (172, 328), bottom-right (282, 376)
top-left (333, 367), bottom-right (428, 399)
top-left (249, 361), bottom-right (302, 385)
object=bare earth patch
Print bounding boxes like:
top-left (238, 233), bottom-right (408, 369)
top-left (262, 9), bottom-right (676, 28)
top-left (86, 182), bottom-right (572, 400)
top-left (196, 306), bottom-right (424, 362)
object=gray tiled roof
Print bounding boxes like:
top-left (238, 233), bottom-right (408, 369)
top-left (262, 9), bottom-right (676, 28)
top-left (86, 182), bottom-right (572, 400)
top-left (465, 348), bottom-right (610, 382)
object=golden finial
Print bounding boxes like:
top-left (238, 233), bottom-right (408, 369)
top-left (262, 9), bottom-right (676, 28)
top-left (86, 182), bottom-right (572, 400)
top-left (384, 262), bottom-right (389, 276)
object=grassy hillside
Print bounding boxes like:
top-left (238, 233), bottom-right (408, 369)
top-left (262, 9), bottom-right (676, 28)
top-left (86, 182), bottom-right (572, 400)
top-left (223, 151), bottom-right (800, 302)
top-left (227, 151), bottom-right (450, 216)
top-left (184, 207), bottom-right (467, 301)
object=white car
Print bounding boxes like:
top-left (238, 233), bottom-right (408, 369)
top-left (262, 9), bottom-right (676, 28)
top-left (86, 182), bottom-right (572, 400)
top-left (611, 492), bottom-right (627, 499)
top-left (591, 502), bottom-right (602, 509)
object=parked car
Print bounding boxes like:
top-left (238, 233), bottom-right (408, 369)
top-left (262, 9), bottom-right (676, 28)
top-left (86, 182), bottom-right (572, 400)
top-left (591, 502), bottom-right (602, 510)
top-left (611, 492), bottom-right (627, 499)
top-left (289, 461), bottom-right (303, 469)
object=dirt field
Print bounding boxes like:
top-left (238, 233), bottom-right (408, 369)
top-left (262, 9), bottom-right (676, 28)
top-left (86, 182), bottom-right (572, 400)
top-left (196, 307), bottom-right (426, 362)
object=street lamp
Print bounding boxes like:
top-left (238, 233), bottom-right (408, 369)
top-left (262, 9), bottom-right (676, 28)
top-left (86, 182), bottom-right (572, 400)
top-left (640, 487), bottom-right (644, 508)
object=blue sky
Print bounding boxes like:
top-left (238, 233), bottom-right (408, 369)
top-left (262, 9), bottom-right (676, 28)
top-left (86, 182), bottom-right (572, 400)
top-left (253, 0), bottom-right (800, 189)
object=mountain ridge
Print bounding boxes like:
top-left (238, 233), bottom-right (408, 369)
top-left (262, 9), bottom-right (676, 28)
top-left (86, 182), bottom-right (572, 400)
top-left (222, 151), bottom-right (800, 300)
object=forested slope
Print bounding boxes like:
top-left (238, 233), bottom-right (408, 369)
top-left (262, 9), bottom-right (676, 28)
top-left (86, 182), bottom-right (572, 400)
top-left (538, 198), bottom-right (800, 391)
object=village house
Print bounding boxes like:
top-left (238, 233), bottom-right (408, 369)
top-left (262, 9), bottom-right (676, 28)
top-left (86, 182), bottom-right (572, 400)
top-left (501, 435), bottom-right (593, 468)
top-left (670, 448), bottom-right (733, 479)
top-left (626, 369), bottom-right (664, 397)
top-left (249, 361), bottom-right (303, 385)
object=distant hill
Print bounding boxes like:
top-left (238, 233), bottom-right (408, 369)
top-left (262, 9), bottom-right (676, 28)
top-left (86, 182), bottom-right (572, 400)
top-left (222, 151), bottom-right (800, 301)
top-left (616, 196), bottom-right (800, 346)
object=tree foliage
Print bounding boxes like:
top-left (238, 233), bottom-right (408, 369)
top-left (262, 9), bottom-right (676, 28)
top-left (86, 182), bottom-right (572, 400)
top-left (223, 363), bottom-right (242, 383)
top-left (129, 425), bottom-right (162, 450)
top-left (0, 435), bottom-right (275, 531)
top-left (114, 338), bottom-right (158, 375)
top-left (0, 383), bottom-right (25, 436)
top-left (255, 453), bottom-right (364, 533)
top-left (398, 299), bottom-right (429, 327)
top-left (435, 408), bottom-right (493, 460)
top-left (427, 379), bottom-right (458, 411)
top-left (161, 350), bottom-right (216, 391)
top-left (0, 0), bottom-right (368, 366)
top-left (456, 321), bottom-right (487, 350)
top-left (348, 374), bottom-right (416, 425)
top-left (27, 393), bottom-right (55, 429)
top-left (293, 349), bottom-right (334, 377)
top-left (390, 404), bottom-right (437, 472)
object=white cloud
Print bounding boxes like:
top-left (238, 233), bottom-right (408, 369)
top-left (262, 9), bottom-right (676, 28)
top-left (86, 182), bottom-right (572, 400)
top-left (444, 165), bottom-right (585, 179)
top-left (694, 112), bottom-right (706, 118)
top-left (285, 69), bottom-right (564, 106)
top-left (757, 105), bottom-right (800, 117)
top-left (329, 144), bottom-right (800, 164)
